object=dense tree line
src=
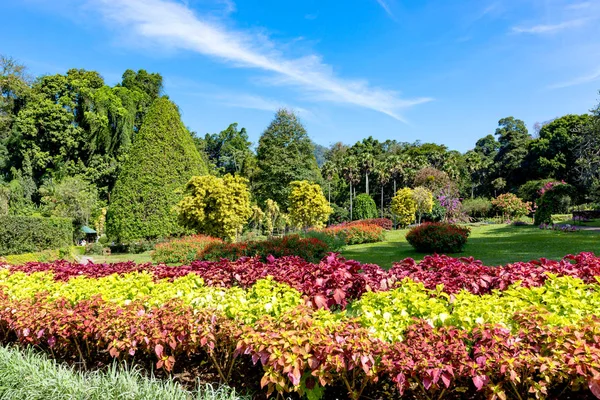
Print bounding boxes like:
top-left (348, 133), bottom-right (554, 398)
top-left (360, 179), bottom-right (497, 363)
top-left (1, 54), bottom-right (599, 241)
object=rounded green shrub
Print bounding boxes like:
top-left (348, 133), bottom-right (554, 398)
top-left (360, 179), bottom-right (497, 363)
top-left (353, 194), bottom-right (377, 220)
top-left (406, 222), bottom-right (470, 253)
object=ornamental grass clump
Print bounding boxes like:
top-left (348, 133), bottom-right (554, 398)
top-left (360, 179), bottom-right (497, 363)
top-left (406, 222), bottom-right (470, 253)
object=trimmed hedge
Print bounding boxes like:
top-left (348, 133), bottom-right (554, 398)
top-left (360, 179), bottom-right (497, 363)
top-left (0, 248), bottom-right (73, 265)
top-left (0, 216), bottom-right (73, 256)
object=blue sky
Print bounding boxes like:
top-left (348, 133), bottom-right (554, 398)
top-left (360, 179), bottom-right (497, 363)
top-left (1, 0), bottom-right (599, 152)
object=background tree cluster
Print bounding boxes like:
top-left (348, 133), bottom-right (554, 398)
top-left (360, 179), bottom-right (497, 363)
top-left (2, 53), bottom-right (600, 242)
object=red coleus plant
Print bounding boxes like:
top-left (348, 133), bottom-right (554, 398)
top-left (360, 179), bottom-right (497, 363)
top-left (8, 251), bottom-right (600, 304)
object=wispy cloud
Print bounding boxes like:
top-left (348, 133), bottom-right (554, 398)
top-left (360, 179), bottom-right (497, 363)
top-left (512, 18), bottom-right (588, 34)
top-left (549, 67), bottom-right (600, 89)
top-left (375, 0), bottom-right (394, 18)
top-left (566, 2), bottom-right (592, 10)
top-left (211, 92), bottom-right (311, 116)
top-left (88, 0), bottom-right (429, 121)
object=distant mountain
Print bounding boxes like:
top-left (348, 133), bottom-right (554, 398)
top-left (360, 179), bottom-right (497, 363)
top-left (313, 142), bottom-right (327, 168)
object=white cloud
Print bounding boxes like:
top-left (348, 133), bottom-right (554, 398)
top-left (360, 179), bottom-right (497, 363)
top-left (214, 92), bottom-right (310, 115)
top-left (89, 0), bottom-right (429, 121)
top-left (549, 68), bottom-right (600, 89)
top-left (375, 0), bottom-right (394, 18)
top-left (512, 18), bottom-right (588, 34)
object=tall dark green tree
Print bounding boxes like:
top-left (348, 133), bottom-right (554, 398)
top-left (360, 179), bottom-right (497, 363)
top-left (106, 97), bottom-right (207, 241)
top-left (1, 55), bottom-right (31, 175)
top-left (493, 117), bottom-right (532, 191)
top-left (574, 95), bottom-right (600, 200)
top-left (199, 123), bottom-right (255, 177)
top-left (528, 114), bottom-right (591, 182)
top-left (255, 109), bottom-right (321, 209)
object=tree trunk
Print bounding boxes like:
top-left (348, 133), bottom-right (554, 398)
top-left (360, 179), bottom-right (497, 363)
top-left (392, 179), bottom-right (397, 229)
top-left (380, 186), bottom-right (384, 218)
top-left (350, 182), bottom-right (353, 220)
top-left (365, 174), bottom-right (369, 195)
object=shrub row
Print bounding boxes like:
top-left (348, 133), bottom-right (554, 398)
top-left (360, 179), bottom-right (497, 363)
top-left (201, 234), bottom-right (330, 263)
top-left (9, 251), bottom-right (600, 299)
top-left (0, 248), bottom-right (72, 265)
top-left (339, 218), bottom-right (393, 230)
top-left (4, 260), bottom-right (600, 338)
top-left (0, 287), bottom-right (599, 399)
top-left (151, 235), bottom-right (223, 264)
top-left (389, 251), bottom-right (600, 295)
top-left (3, 255), bottom-right (375, 311)
top-left (0, 216), bottom-right (73, 256)
top-left (151, 234), bottom-right (329, 264)
top-left (320, 223), bottom-right (385, 245)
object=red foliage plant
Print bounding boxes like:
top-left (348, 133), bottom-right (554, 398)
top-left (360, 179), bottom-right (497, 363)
top-left (9, 251), bottom-right (600, 301)
top-left (201, 234), bottom-right (330, 263)
top-left (321, 223), bottom-right (385, 245)
top-left (151, 235), bottom-right (223, 264)
top-left (342, 218), bottom-right (393, 230)
top-left (405, 222), bottom-right (470, 253)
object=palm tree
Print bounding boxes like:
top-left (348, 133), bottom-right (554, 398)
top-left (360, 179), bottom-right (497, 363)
top-left (361, 153), bottom-right (375, 195)
top-left (373, 158), bottom-right (391, 218)
top-left (388, 154), bottom-right (407, 196)
top-left (321, 161), bottom-right (337, 205)
top-left (342, 156), bottom-right (360, 220)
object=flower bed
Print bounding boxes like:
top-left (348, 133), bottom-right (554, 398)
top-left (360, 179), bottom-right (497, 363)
top-left (201, 234), bottom-right (330, 263)
top-left (3, 253), bottom-right (600, 398)
top-left (342, 218), bottom-right (393, 230)
top-left (320, 223), bottom-right (385, 245)
top-left (152, 235), bottom-right (223, 264)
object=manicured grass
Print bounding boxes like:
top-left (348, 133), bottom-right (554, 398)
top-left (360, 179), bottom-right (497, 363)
top-left (341, 224), bottom-right (600, 267)
top-left (560, 219), bottom-right (600, 228)
top-left (0, 345), bottom-right (249, 400)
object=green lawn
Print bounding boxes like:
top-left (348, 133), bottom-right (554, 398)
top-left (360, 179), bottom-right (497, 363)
top-left (341, 224), bottom-right (600, 268)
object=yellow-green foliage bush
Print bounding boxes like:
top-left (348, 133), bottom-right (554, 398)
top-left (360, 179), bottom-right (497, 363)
top-left (412, 186), bottom-right (433, 224)
top-left (288, 181), bottom-right (332, 230)
top-left (0, 271), bottom-right (303, 325)
top-left (391, 188), bottom-right (417, 227)
top-left (178, 174), bottom-right (252, 241)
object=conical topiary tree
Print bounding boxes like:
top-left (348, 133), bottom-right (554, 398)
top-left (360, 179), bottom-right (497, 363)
top-left (255, 109), bottom-right (321, 209)
top-left (106, 97), bottom-right (207, 241)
